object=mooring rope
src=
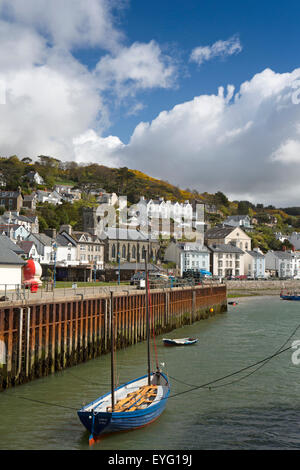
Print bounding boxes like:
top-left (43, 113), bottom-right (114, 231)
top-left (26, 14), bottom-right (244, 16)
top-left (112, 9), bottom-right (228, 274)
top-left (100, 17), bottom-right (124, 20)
top-left (5, 320), bottom-right (300, 411)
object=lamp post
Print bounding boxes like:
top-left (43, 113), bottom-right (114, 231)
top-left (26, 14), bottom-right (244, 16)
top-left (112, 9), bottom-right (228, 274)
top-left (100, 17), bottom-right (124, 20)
top-left (52, 242), bottom-right (57, 288)
top-left (94, 261), bottom-right (97, 283)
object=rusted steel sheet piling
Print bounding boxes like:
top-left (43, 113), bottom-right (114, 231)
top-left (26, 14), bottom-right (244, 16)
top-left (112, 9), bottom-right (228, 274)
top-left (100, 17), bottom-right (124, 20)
top-left (0, 285), bottom-right (226, 391)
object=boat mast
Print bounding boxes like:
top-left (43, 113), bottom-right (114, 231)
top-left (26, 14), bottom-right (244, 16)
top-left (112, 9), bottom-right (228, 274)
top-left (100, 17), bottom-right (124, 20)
top-left (144, 249), bottom-right (151, 386)
top-left (110, 290), bottom-right (115, 411)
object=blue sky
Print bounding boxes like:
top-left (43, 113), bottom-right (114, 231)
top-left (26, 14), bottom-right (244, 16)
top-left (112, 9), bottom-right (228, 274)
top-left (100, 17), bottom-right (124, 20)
top-left (96, 0), bottom-right (300, 143)
top-left (1, 0), bottom-right (300, 205)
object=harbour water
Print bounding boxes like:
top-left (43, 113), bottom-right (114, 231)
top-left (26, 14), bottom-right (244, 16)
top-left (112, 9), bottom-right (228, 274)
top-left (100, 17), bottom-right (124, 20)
top-left (1, 295), bottom-right (300, 450)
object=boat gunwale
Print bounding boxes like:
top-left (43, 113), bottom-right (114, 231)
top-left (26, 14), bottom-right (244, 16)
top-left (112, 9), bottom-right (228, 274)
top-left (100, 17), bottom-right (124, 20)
top-left (78, 372), bottom-right (170, 417)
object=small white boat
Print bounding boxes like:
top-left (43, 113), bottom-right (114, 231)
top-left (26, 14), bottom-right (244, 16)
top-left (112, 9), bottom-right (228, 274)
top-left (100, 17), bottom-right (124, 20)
top-left (162, 337), bottom-right (198, 346)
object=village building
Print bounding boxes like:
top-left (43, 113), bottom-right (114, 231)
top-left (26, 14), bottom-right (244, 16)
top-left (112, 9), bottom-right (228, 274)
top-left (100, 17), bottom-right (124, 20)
top-left (17, 240), bottom-right (39, 262)
top-left (23, 193), bottom-right (37, 211)
top-left (59, 227), bottom-right (105, 271)
top-left (36, 190), bottom-right (62, 205)
top-left (101, 227), bottom-right (160, 265)
top-left (0, 189), bottom-right (23, 211)
top-left (25, 171), bottom-right (44, 185)
top-left (1, 212), bottom-right (39, 234)
top-left (265, 251), bottom-right (300, 278)
top-left (243, 249), bottom-right (266, 278)
top-left (204, 225), bottom-right (252, 252)
top-left (0, 236), bottom-right (26, 288)
top-left (164, 241), bottom-right (210, 276)
top-left (0, 224), bottom-right (30, 241)
top-left (208, 244), bottom-right (245, 278)
top-left (223, 214), bottom-right (253, 230)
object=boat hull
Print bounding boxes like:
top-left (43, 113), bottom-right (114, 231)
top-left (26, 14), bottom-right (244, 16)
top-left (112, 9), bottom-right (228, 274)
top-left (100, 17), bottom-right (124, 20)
top-left (163, 338), bottom-right (198, 346)
top-left (280, 294), bottom-right (300, 301)
top-left (77, 373), bottom-right (170, 438)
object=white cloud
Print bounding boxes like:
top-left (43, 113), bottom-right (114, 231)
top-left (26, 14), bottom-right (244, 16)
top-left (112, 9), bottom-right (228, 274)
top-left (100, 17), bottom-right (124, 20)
top-left (0, 1), bottom-right (177, 165)
top-left (270, 139), bottom-right (300, 164)
top-left (0, 0), bottom-right (124, 51)
top-left (190, 35), bottom-right (242, 66)
top-left (73, 130), bottom-right (124, 166)
top-left (116, 67), bottom-right (300, 206)
top-left (95, 40), bottom-right (176, 97)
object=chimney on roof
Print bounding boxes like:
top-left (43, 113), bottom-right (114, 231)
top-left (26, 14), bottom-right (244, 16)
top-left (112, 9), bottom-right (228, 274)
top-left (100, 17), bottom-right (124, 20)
top-left (44, 228), bottom-right (57, 239)
top-left (59, 224), bottom-right (72, 235)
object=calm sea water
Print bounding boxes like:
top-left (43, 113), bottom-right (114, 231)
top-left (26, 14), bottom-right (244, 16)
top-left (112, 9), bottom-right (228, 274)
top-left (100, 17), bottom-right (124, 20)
top-left (1, 295), bottom-right (300, 450)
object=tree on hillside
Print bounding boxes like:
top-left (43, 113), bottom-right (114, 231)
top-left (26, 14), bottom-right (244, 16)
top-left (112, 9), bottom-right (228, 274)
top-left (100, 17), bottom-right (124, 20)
top-left (214, 191), bottom-right (229, 207)
top-left (237, 201), bottom-right (250, 215)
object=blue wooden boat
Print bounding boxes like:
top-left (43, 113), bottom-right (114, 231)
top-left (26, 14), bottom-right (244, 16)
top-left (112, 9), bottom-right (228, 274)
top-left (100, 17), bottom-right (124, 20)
top-left (163, 337), bottom-right (198, 346)
top-left (78, 258), bottom-right (170, 445)
top-left (77, 372), bottom-right (170, 442)
top-left (280, 292), bottom-right (300, 301)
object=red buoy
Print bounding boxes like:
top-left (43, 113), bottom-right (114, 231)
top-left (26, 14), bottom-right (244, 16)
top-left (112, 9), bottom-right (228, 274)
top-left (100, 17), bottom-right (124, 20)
top-left (23, 259), bottom-right (42, 290)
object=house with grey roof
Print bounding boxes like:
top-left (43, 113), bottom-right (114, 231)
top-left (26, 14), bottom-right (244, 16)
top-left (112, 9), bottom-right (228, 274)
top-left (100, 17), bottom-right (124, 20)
top-left (99, 227), bottom-right (160, 264)
top-left (244, 249), bottom-right (266, 278)
top-left (0, 224), bottom-right (30, 241)
top-left (224, 215), bottom-right (253, 230)
top-left (23, 193), bottom-right (37, 210)
top-left (265, 250), bottom-right (300, 278)
top-left (208, 243), bottom-right (246, 278)
top-left (0, 235), bottom-right (24, 255)
top-left (0, 236), bottom-right (26, 288)
top-left (59, 229), bottom-right (104, 270)
top-left (1, 211), bottom-right (39, 233)
top-left (205, 225), bottom-right (252, 252)
top-left (17, 240), bottom-right (39, 261)
top-left (164, 241), bottom-right (210, 276)
top-left (25, 171), bottom-right (44, 185)
top-left (0, 189), bottom-right (23, 211)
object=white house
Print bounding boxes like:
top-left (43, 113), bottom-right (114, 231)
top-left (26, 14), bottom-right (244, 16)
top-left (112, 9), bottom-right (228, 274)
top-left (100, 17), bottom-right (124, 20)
top-left (205, 225), bottom-right (252, 252)
top-left (164, 241), bottom-right (210, 276)
top-left (224, 215), bottom-right (253, 230)
top-left (243, 249), bottom-right (266, 278)
top-left (36, 190), bottom-right (62, 205)
top-left (17, 240), bottom-right (40, 262)
top-left (265, 250), bottom-right (300, 278)
top-left (26, 232), bottom-right (78, 267)
top-left (208, 243), bottom-right (246, 278)
top-left (146, 198), bottom-right (193, 223)
top-left (1, 212), bottom-right (39, 233)
top-left (287, 232), bottom-right (300, 250)
top-left (0, 224), bottom-right (30, 241)
top-left (0, 236), bottom-right (26, 288)
top-left (25, 171), bottom-right (44, 185)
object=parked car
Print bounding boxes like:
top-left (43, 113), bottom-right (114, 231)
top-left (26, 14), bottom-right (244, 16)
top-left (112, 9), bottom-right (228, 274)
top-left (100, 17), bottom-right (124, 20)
top-left (130, 272), bottom-right (145, 285)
